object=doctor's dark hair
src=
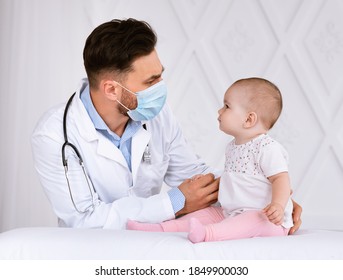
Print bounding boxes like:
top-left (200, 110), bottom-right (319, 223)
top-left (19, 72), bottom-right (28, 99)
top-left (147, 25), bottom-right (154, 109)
top-left (83, 18), bottom-right (157, 88)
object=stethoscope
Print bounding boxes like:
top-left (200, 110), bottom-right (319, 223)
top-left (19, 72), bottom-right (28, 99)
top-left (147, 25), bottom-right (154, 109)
top-left (61, 92), bottom-right (151, 214)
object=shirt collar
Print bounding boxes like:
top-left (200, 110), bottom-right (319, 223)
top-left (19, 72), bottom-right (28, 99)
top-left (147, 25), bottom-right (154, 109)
top-left (80, 85), bottom-right (142, 141)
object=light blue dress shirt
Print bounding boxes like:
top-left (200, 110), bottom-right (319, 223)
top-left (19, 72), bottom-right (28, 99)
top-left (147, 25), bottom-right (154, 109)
top-left (80, 86), bottom-right (185, 214)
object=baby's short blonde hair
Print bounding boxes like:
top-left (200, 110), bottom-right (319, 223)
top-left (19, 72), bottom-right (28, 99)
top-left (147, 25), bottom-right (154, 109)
top-left (233, 77), bottom-right (282, 129)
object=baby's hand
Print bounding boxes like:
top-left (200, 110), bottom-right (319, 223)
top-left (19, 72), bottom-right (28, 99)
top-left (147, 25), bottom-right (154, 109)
top-left (263, 203), bottom-right (284, 225)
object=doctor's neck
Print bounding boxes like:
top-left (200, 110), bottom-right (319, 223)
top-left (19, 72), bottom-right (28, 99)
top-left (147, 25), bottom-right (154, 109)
top-left (90, 87), bottom-right (130, 137)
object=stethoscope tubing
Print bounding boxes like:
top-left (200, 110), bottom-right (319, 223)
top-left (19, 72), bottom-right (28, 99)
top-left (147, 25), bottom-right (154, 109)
top-left (62, 93), bottom-right (96, 214)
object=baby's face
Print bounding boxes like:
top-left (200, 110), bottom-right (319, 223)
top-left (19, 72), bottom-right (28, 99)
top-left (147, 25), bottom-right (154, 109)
top-left (217, 85), bottom-right (248, 136)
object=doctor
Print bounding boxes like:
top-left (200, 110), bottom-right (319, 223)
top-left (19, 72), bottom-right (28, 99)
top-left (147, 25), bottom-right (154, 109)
top-left (31, 18), bottom-right (302, 232)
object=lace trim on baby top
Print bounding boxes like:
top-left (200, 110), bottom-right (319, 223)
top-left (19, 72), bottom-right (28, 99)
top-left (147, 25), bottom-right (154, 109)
top-left (224, 134), bottom-right (274, 176)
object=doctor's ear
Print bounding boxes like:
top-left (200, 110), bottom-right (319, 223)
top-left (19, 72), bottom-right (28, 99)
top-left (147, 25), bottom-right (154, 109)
top-left (243, 112), bottom-right (258, 128)
top-left (103, 80), bottom-right (119, 101)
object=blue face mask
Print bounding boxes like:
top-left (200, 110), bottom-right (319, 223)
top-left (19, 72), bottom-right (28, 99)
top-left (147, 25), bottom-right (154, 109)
top-left (115, 80), bottom-right (167, 121)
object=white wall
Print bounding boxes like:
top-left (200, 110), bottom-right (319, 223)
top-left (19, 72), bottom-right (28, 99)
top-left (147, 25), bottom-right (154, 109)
top-left (1, 0), bottom-right (343, 232)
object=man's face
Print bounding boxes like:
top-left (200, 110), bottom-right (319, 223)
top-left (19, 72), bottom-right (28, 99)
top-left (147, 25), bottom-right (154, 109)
top-left (118, 49), bottom-right (164, 113)
top-left (125, 49), bottom-right (164, 91)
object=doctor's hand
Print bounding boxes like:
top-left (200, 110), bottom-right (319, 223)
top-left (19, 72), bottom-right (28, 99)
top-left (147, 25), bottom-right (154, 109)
top-left (175, 173), bottom-right (219, 217)
top-left (288, 199), bottom-right (302, 235)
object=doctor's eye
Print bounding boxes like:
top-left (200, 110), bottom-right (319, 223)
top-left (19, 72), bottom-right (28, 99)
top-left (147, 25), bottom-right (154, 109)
top-left (147, 80), bottom-right (155, 86)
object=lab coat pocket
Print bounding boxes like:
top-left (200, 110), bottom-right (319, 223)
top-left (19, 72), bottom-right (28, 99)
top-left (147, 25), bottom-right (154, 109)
top-left (135, 159), bottom-right (169, 197)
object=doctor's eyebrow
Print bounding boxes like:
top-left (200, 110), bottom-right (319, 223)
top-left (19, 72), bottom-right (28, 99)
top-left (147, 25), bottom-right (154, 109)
top-left (144, 66), bottom-right (165, 84)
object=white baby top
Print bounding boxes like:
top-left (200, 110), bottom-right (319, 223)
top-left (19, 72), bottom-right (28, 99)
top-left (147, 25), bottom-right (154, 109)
top-left (218, 134), bottom-right (293, 228)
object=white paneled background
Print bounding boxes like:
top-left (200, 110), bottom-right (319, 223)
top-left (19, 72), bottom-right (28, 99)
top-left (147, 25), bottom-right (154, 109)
top-left (0, 0), bottom-right (342, 232)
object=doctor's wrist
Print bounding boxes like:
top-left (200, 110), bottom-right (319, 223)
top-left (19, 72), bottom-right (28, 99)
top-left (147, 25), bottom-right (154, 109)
top-left (167, 187), bottom-right (185, 214)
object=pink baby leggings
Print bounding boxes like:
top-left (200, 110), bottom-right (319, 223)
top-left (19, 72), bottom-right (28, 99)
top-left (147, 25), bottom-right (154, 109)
top-left (159, 206), bottom-right (289, 241)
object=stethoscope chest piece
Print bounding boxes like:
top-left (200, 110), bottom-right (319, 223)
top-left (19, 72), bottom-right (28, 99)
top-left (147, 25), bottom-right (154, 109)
top-left (143, 145), bottom-right (151, 164)
top-left (142, 123), bottom-right (151, 164)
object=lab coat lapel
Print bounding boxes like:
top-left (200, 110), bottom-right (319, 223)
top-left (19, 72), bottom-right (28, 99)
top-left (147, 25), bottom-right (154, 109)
top-left (72, 85), bottom-right (128, 168)
top-left (131, 126), bottom-right (150, 185)
top-left (96, 136), bottom-right (128, 167)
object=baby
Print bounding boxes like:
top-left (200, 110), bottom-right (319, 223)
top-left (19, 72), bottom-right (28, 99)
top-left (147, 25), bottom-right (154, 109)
top-left (127, 77), bottom-right (293, 243)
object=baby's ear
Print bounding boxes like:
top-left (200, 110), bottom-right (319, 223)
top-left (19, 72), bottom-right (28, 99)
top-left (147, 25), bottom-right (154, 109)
top-left (243, 112), bottom-right (258, 128)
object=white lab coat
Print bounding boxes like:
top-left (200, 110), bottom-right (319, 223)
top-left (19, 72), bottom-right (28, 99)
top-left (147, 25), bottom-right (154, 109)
top-left (31, 79), bottom-right (214, 229)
